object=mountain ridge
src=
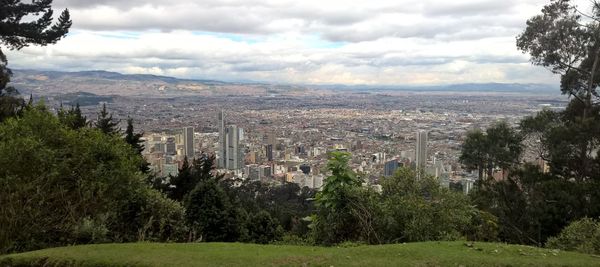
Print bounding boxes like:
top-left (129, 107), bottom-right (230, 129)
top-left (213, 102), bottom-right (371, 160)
top-left (9, 69), bottom-right (559, 97)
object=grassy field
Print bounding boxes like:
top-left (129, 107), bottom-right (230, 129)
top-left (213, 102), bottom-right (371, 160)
top-left (1, 241), bottom-right (599, 267)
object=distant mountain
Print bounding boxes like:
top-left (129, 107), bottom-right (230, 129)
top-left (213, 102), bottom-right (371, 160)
top-left (9, 69), bottom-right (559, 97)
top-left (10, 69), bottom-right (277, 97)
top-left (314, 82), bottom-right (559, 93)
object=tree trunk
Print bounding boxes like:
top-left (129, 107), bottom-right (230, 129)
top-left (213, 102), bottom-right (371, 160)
top-left (580, 46), bottom-right (600, 181)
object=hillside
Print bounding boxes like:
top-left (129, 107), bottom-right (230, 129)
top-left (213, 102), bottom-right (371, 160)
top-left (9, 69), bottom-right (316, 98)
top-left (9, 69), bottom-right (558, 98)
top-left (1, 241), bottom-right (598, 267)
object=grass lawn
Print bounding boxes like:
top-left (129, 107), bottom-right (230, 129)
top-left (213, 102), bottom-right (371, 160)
top-left (1, 241), bottom-right (599, 266)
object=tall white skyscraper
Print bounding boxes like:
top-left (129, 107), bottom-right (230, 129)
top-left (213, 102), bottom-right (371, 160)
top-left (225, 125), bottom-right (242, 170)
top-left (217, 110), bottom-right (242, 170)
top-left (183, 126), bottom-right (194, 159)
top-left (218, 110), bottom-right (227, 168)
top-left (415, 130), bottom-right (428, 171)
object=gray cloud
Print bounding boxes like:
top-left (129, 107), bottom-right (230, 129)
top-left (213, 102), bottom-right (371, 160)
top-left (47, 0), bottom-right (549, 43)
top-left (4, 0), bottom-right (562, 85)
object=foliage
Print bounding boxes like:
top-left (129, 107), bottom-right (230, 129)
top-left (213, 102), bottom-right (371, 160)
top-left (317, 152), bottom-right (362, 210)
top-left (312, 152), bottom-right (367, 245)
top-left (240, 210), bottom-right (284, 244)
top-left (462, 0), bottom-right (600, 247)
top-left (381, 168), bottom-right (477, 243)
top-left (222, 180), bottom-right (316, 237)
top-left (546, 217), bottom-right (600, 255)
top-left (517, 0), bottom-right (600, 105)
top-left (184, 179), bottom-right (242, 242)
top-left (0, 0), bottom-right (71, 122)
top-left (95, 103), bottom-right (120, 135)
top-left (123, 117), bottom-right (150, 173)
top-left (167, 155), bottom-right (220, 202)
top-left (124, 117), bottom-right (144, 154)
top-left (0, 0), bottom-right (72, 49)
top-left (459, 121), bottom-right (523, 179)
top-left (58, 103), bottom-right (88, 130)
top-left (0, 105), bottom-right (184, 253)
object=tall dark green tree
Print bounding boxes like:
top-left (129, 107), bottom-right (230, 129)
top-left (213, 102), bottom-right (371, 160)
top-left (167, 154), bottom-right (220, 202)
top-left (124, 117), bottom-right (144, 154)
top-left (0, 0), bottom-right (71, 122)
top-left (184, 178), bottom-right (241, 242)
top-left (124, 117), bottom-right (150, 174)
top-left (459, 122), bottom-right (523, 179)
top-left (517, 0), bottom-right (600, 182)
top-left (95, 103), bottom-right (120, 135)
top-left (58, 103), bottom-right (88, 130)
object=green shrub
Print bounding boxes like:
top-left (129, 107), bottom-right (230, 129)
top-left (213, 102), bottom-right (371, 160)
top-left (0, 105), bottom-right (185, 253)
top-left (72, 216), bottom-right (109, 244)
top-left (546, 218), bottom-right (600, 255)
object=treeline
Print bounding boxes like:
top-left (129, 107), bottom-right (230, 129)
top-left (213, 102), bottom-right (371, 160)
top-left (0, 103), bottom-right (319, 253)
top-left (458, 0), bottom-right (600, 248)
top-left (0, 102), bottom-right (491, 253)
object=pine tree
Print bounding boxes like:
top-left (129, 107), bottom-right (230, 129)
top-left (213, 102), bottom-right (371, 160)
top-left (168, 157), bottom-right (193, 201)
top-left (0, 0), bottom-right (71, 122)
top-left (58, 103), bottom-right (88, 130)
top-left (124, 117), bottom-right (150, 174)
top-left (125, 117), bottom-right (144, 154)
top-left (95, 103), bottom-right (120, 135)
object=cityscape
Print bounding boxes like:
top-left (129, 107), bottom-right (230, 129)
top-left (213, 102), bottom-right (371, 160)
top-left (17, 71), bottom-right (562, 195)
top-left (2, 0), bottom-right (599, 265)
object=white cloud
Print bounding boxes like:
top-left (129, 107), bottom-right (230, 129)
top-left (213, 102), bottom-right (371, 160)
top-left (4, 0), bottom-right (571, 85)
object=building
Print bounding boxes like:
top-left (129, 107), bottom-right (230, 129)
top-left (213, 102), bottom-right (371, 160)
top-left (384, 159), bottom-right (399, 177)
top-left (223, 124), bottom-right (242, 170)
top-left (165, 137), bottom-right (176, 155)
top-left (183, 127), bottom-right (194, 159)
top-left (415, 130), bottom-right (428, 170)
top-left (218, 110), bottom-right (227, 168)
top-left (265, 144), bottom-right (274, 161)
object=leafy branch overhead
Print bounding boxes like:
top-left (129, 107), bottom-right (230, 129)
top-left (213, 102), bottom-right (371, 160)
top-left (0, 0), bottom-right (72, 121)
top-left (517, 0), bottom-right (600, 105)
top-left (0, 0), bottom-right (72, 49)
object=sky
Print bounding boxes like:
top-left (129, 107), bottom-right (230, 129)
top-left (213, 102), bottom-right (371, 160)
top-left (5, 0), bottom-right (593, 85)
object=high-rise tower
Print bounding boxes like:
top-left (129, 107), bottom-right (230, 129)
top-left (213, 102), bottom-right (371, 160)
top-left (218, 110), bottom-right (227, 168)
top-left (225, 125), bottom-right (241, 170)
top-left (415, 130), bottom-right (428, 171)
top-left (218, 110), bottom-right (242, 170)
top-left (183, 127), bottom-right (194, 159)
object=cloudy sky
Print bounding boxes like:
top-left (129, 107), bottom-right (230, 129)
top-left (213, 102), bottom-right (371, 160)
top-left (6, 0), bottom-right (591, 85)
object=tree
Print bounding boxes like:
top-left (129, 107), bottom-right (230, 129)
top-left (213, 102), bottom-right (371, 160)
top-left (0, 0), bottom-right (71, 121)
top-left (459, 122), bottom-right (523, 179)
top-left (316, 152), bottom-right (361, 210)
top-left (241, 210), bottom-right (283, 244)
top-left (381, 168), bottom-right (476, 243)
top-left (58, 103), bottom-right (88, 130)
top-left (124, 117), bottom-right (144, 154)
top-left (459, 129), bottom-right (488, 179)
top-left (184, 179), bottom-right (241, 242)
top-left (95, 103), bottom-right (120, 135)
top-left (167, 154), bottom-right (219, 202)
top-left (312, 152), bottom-right (374, 245)
top-left (517, 0), bottom-right (600, 182)
top-left (0, 105), bottom-right (184, 253)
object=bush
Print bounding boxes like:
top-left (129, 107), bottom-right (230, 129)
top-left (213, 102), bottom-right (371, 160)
top-left (546, 218), bottom-right (600, 255)
top-left (381, 168), bottom-right (475, 243)
top-left (0, 105), bottom-right (185, 253)
top-left (241, 210), bottom-right (284, 244)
